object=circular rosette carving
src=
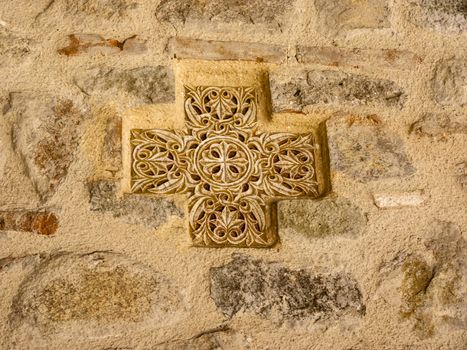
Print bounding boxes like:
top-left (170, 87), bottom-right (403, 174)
top-left (252, 133), bottom-right (319, 197)
top-left (194, 136), bottom-right (253, 188)
top-left (189, 190), bottom-right (268, 247)
top-left (184, 86), bottom-right (257, 134)
top-left (130, 129), bottom-right (198, 194)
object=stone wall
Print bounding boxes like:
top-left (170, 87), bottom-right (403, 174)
top-left (0, 1), bottom-right (466, 349)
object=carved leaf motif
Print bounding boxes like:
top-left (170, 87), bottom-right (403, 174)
top-left (261, 133), bottom-right (318, 197)
top-left (130, 129), bottom-right (198, 194)
top-left (189, 189), bottom-right (268, 247)
top-left (184, 85), bottom-right (257, 134)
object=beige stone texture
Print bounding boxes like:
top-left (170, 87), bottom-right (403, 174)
top-left (373, 190), bottom-right (427, 209)
top-left (0, 0), bottom-right (466, 350)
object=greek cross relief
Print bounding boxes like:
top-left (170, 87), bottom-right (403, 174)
top-left (126, 65), bottom-right (330, 248)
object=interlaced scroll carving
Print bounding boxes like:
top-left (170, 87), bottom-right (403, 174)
top-left (131, 86), bottom-right (319, 247)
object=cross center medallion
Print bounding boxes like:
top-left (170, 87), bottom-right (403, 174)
top-left (130, 85), bottom-right (327, 248)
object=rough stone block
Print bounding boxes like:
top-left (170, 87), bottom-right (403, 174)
top-left (57, 34), bottom-right (146, 56)
top-left (156, 0), bottom-right (294, 28)
top-left (327, 114), bottom-right (415, 182)
top-left (270, 69), bottom-right (406, 112)
top-left (314, 0), bottom-right (391, 36)
top-left (455, 162), bottom-right (467, 192)
top-left (88, 179), bottom-right (183, 228)
top-left (377, 221), bottom-right (466, 338)
top-left (210, 254), bottom-right (365, 322)
top-left (101, 115), bottom-right (122, 175)
top-left (278, 196), bottom-right (367, 238)
top-left (373, 190), bottom-right (426, 209)
top-left (0, 211), bottom-right (58, 235)
top-left (0, 104), bottom-right (41, 207)
top-left (0, 92), bottom-right (11, 115)
top-left (0, 28), bottom-right (32, 65)
top-left (58, 34), bottom-right (122, 56)
top-left (432, 59), bottom-right (467, 106)
top-left (63, 0), bottom-right (138, 19)
top-left (8, 252), bottom-right (187, 342)
top-left (167, 37), bottom-right (286, 64)
top-left (155, 327), bottom-right (251, 350)
top-left (399, 255), bottom-right (434, 337)
top-left (407, 221), bottom-right (466, 336)
top-left (0, 0), bottom-right (52, 26)
top-left (410, 112), bottom-right (467, 137)
top-left (33, 0), bottom-right (138, 23)
top-left (296, 46), bottom-right (422, 70)
top-left (122, 35), bottom-right (147, 54)
top-left (407, 0), bottom-right (467, 34)
top-left (0, 254), bottom-right (45, 273)
top-left (9, 93), bottom-right (87, 201)
top-left (75, 66), bottom-right (175, 104)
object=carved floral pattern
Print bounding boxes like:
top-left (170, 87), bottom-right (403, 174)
top-left (131, 86), bottom-right (319, 247)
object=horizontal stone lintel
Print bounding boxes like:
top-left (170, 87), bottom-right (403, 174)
top-left (297, 46), bottom-right (423, 70)
top-left (58, 33), bottom-right (147, 56)
top-left (167, 38), bottom-right (423, 71)
top-left (167, 37), bottom-right (287, 64)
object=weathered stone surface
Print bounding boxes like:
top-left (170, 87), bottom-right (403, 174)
top-left (75, 66), bottom-right (174, 104)
top-left (0, 254), bottom-right (45, 273)
top-left (373, 190), bottom-right (426, 209)
top-left (428, 225), bottom-right (467, 330)
top-left (0, 211), bottom-right (58, 235)
top-left (63, 0), bottom-right (138, 19)
top-left (88, 179), bottom-right (183, 228)
top-left (0, 28), bottom-right (32, 65)
top-left (167, 37), bottom-right (286, 64)
top-left (121, 35), bottom-right (147, 54)
top-left (314, 0), bottom-right (390, 36)
top-left (9, 252), bottom-right (186, 340)
top-left (405, 222), bottom-right (466, 337)
top-left (58, 34), bottom-right (146, 56)
top-left (379, 221), bottom-right (466, 338)
top-left (399, 255), bottom-right (435, 337)
top-left (101, 115), bottom-right (122, 175)
top-left (0, 107), bottom-right (41, 207)
top-left (410, 112), bottom-right (467, 137)
top-left (278, 196), bottom-right (367, 238)
top-left (9, 93), bottom-right (87, 201)
top-left (270, 70), bottom-right (406, 112)
top-left (408, 0), bottom-right (467, 34)
top-left (327, 114), bottom-right (415, 182)
top-left (156, 0), bottom-right (293, 28)
top-left (0, 0), bottom-right (51, 26)
top-left (0, 92), bottom-right (11, 114)
top-left (455, 161), bottom-right (467, 192)
top-left (426, 222), bottom-right (466, 266)
top-left (210, 254), bottom-right (365, 322)
top-left (58, 34), bottom-right (121, 55)
top-left (154, 327), bottom-right (251, 350)
top-left (296, 46), bottom-right (422, 70)
top-left (34, 0), bottom-right (138, 22)
top-left (432, 59), bottom-right (467, 106)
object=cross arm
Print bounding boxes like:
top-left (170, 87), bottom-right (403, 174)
top-left (130, 128), bottom-right (198, 195)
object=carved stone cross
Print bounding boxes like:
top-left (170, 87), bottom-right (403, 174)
top-left (130, 85), bottom-right (327, 248)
